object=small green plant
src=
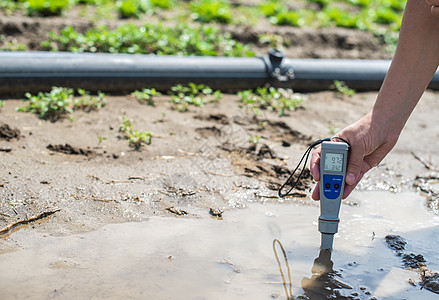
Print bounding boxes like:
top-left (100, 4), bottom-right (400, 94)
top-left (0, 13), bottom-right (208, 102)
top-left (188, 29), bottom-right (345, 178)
top-left (168, 83), bottom-right (222, 112)
top-left (116, 0), bottom-right (171, 17)
top-left (248, 135), bottom-right (261, 144)
top-left (332, 80), bottom-right (356, 98)
top-left (117, 0), bottom-right (139, 18)
top-left (0, 0), bottom-right (21, 15)
top-left (132, 88), bottom-right (160, 105)
top-left (25, 0), bottom-right (71, 16)
top-left (189, 0), bottom-right (233, 24)
top-left (0, 35), bottom-right (27, 51)
top-left (374, 7), bottom-right (401, 25)
top-left (150, 0), bottom-right (172, 9)
top-left (238, 87), bottom-right (303, 116)
top-left (270, 10), bottom-right (304, 27)
top-left (17, 87), bottom-right (106, 120)
top-left (17, 87), bottom-right (75, 119)
top-left (0, 100), bottom-right (4, 112)
top-left (119, 116), bottom-right (152, 149)
top-left (260, 1), bottom-right (284, 17)
top-left (97, 136), bottom-right (107, 147)
top-left (74, 89), bottom-right (107, 111)
top-left (323, 7), bottom-right (358, 28)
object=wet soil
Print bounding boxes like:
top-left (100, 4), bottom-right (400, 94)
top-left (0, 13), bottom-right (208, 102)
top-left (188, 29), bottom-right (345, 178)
top-left (1, 193), bottom-right (439, 299)
top-left (47, 143), bottom-right (95, 156)
top-left (0, 122), bottom-right (21, 141)
top-left (385, 234), bottom-right (439, 294)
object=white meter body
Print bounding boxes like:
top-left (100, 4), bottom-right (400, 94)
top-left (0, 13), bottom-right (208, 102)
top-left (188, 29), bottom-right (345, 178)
top-left (318, 141), bottom-right (349, 250)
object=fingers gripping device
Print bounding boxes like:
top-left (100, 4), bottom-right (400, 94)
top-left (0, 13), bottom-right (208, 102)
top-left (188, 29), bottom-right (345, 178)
top-left (279, 138), bottom-right (350, 251)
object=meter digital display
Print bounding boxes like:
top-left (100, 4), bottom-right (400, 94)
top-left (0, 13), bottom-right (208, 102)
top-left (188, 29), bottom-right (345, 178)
top-left (323, 153), bottom-right (344, 172)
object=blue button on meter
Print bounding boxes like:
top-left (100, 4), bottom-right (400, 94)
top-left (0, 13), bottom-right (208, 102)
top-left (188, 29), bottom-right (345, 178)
top-left (322, 174), bottom-right (344, 199)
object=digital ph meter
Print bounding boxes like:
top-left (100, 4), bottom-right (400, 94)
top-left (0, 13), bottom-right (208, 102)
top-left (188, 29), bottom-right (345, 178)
top-left (278, 137), bottom-right (350, 251)
top-left (318, 141), bottom-right (349, 250)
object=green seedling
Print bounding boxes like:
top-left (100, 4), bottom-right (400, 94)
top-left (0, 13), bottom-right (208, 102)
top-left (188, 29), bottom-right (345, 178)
top-left (25, 0), bottom-right (71, 16)
top-left (248, 135), bottom-right (261, 144)
top-left (374, 7), bottom-right (401, 25)
top-left (0, 34), bottom-right (27, 51)
top-left (168, 83), bottom-right (222, 112)
top-left (150, 0), bottom-right (172, 9)
top-left (1, 40), bottom-right (27, 51)
top-left (116, 0), bottom-right (171, 18)
top-left (17, 87), bottom-right (106, 120)
top-left (0, 100), bottom-right (4, 111)
top-left (189, 0), bottom-right (233, 24)
top-left (259, 1), bottom-right (284, 17)
top-left (117, 0), bottom-right (140, 18)
top-left (270, 10), bottom-right (304, 27)
top-left (17, 87), bottom-right (75, 120)
top-left (75, 89), bottom-right (107, 111)
top-left (97, 136), bottom-right (107, 147)
top-left (132, 88), bottom-right (160, 106)
top-left (238, 87), bottom-right (303, 117)
top-left (119, 116), bottom-right (152, 149)
top-left (333, 80), bottom-right (356, 98)
top-left (0, 0), bottom-right (21, 15)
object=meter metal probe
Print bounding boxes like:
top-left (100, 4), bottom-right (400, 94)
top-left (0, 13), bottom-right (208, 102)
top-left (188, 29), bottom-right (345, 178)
top-left (318, 141), bottom-right (349, 250)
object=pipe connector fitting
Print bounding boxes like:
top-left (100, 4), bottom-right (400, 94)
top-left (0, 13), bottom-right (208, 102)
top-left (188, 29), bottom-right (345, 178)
top-left (262, 49), bottom-right (295, 82)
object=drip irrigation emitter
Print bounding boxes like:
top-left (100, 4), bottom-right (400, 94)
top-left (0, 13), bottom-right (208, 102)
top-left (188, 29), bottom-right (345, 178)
top-left (279, 137), bottom-right (350, 251)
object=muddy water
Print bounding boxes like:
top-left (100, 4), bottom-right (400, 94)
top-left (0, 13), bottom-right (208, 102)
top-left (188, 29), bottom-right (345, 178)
top-left (1, 191), bottom-right (439, 300)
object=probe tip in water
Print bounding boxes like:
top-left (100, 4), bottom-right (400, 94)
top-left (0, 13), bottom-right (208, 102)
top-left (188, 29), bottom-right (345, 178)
top-left (320, 233), bottom-right (334, 250)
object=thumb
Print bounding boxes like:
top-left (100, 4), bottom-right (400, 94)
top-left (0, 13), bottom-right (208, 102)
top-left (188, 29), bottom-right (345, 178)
top-left (345, 146), bottom-right (364, 185)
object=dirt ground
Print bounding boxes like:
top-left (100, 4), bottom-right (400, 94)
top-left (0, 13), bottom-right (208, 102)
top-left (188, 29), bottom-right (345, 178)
top-left (0, 8), bottom-right (438, 237)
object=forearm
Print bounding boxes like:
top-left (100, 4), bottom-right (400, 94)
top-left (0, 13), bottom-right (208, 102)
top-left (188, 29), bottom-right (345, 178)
top-left (371, 0), bottom-right (439, 136)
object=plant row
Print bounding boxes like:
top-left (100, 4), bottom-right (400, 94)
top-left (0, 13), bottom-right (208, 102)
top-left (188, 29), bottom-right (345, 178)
top-left (1, 0), bottom-right (406, 33)
top-left (41, 24), bottom-right (254, 57)
top-left (0, 81), bottom-right (356, 149)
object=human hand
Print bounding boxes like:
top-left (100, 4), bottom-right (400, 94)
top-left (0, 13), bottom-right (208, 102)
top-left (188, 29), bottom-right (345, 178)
top-left (309, 112), bottom-right (401, 200)
top-left (426, 0), bottom-right (439, 17)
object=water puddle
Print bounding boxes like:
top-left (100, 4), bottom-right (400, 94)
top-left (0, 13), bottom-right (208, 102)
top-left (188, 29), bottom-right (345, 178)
top-left (1, 191), bottom-right (439, 299)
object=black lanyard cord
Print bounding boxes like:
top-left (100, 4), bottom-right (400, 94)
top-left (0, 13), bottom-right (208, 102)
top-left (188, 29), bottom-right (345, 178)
top-left (278, 137), bottom-right (350, 198)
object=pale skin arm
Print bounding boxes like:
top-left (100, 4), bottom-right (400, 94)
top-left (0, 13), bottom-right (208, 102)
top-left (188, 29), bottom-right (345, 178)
top-left (310, 0), bottom-right (439, 200)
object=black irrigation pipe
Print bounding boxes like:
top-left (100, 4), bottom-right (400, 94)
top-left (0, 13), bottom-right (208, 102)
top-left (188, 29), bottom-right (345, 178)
top-left (1, 49), bottom-right (439, 95)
